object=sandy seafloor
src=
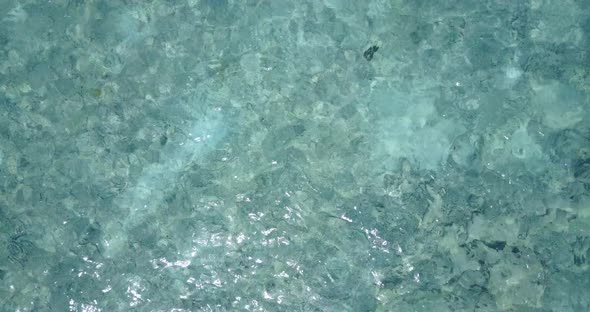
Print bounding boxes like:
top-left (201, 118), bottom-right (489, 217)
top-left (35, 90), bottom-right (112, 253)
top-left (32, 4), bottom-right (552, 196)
top-left (1, 0), bottom-right (590, 311)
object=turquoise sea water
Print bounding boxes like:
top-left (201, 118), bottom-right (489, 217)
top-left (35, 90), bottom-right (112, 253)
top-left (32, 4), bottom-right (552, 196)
top-left (1, 0), bottom-right (589, 311)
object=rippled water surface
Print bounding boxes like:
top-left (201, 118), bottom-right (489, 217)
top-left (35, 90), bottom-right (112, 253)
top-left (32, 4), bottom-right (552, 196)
top-left (1, 0), bottom-right (589, 311)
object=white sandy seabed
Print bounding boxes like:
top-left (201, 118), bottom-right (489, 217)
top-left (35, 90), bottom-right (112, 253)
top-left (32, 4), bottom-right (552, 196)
top-left (101, 107), bottom-right (227, 259)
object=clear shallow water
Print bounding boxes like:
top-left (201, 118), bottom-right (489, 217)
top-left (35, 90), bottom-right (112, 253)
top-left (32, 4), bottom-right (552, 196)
top-left (0, 0), bottom-right (589, 311)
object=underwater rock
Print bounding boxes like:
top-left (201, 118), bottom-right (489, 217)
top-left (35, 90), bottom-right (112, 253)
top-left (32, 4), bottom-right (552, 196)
top-left (363, 45), bottom-right (379, 61)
